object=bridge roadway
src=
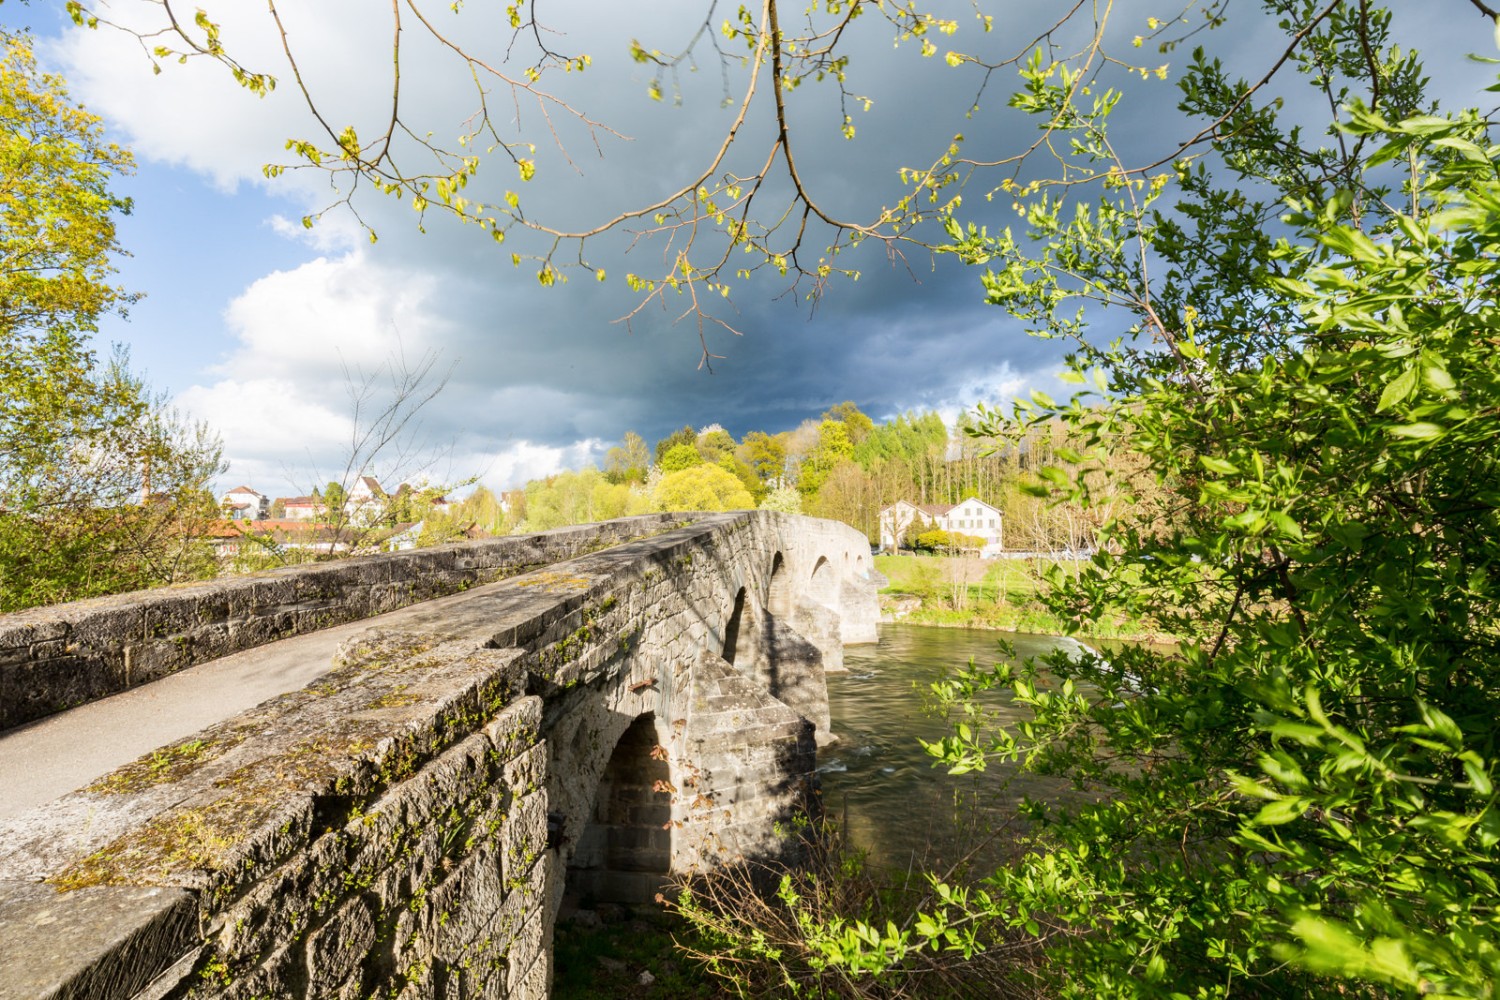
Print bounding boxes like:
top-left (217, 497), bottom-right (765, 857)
top-left (0, 512), bottom-right (880, 1000)
top-left (0, 581), bottom-right (514, 822)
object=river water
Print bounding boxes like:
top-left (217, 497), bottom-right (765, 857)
top-left (818, 623), bottom-right (1083, 871)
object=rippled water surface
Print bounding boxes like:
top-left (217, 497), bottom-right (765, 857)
top-left (819, 623), bottom-right (1081, 869)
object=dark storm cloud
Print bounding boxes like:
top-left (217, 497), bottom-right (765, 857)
top-left (327, 0), bottom-right (1082, 454)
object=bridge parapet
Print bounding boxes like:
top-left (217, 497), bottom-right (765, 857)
top-left (0, 514), bottom-right (701, 732)
top-left (0, 512), bottom-right (879, 1000)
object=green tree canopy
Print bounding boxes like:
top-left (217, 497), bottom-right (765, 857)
top-left (0, 30), bottom-right (133, 344)
top-left (796, 419), bottom-right (854, 496)
top-left (653, 425), bottom-right (697, 463)
top-left (738, 430), bottom-right (787, 486)
top-left (758, 483), bottom-right (803, 514)
top-left (653, 463), bottom-right (754, 512)
top-left (0, 33), bottom-right (222, 610)
top-left (603, 430), bottom-right (650, 484)
top-left (821, 401), bottom-right (874, 444)
top-left (911, 7), bottom-right (1500, 997)
top-left (659, 442), bottom-right (703, 472)
top-left (695, 426), bottom-right (737, 464)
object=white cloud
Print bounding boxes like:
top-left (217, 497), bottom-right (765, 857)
top-left (268, 213), bottom-right (363, 254)
top-left (44, 1), bottom-right (430, 197)
top-left (174, 248), bottom-right (458, 495)
top-left (462, 439), bottom-right (608, 493)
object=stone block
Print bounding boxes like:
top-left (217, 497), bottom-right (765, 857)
top-left (0, 881), bottom-right (196, 1000)
top-left (303, 895), bottom-right (376, 995)
top-left (510, 952), bottom-right (550, 1000)
top-left (500, 792), bottom-right (547, 888)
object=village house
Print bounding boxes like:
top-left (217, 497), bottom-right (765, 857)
top-left (280, 496), bottom-right (324, 520)
top-left (878, 497), bottom-right (1004, 557)
top-left (219, 485), bottom-right (269, 521)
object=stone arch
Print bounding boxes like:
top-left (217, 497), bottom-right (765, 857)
top-left (565, 712), bottom-right (673, 907)
top-left (808, 554), bottom-right (837, 609)
top-left (767, 551), bottom-right (794, 618)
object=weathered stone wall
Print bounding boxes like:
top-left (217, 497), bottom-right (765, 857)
top-left (0, 512), bottom-right (879, 1000)
top-left (0, 515), bottom-right (695, 731)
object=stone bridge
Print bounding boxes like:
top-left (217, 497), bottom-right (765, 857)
top-left (0, 511), bottom-right (879, 1000)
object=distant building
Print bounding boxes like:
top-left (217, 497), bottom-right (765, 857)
top-left (220, 485), bottom-right (269, 521)
top-left (280, 496), bottom-right (324, 521)
top-left (344, 476), bottom-right (387, 522)
top-left (203, 519), bottom-right (353, 559)
top-left (878, 497), bottom-right (1004, 557)
top-left (348, 476), bottom-right (386, 506)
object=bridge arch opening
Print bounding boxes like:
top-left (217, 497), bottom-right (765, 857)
top-left (767, 551), bottom-right (793, 618)
top-left (565, 712), bottom-right (673, 908)
top-left (808, 555), bottom-right (837, 609)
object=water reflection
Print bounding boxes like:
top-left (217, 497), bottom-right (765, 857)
top-left (820, 624), bottom-right (1076, 871)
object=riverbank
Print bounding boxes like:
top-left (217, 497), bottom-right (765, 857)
top-left (874, 554), bottom-right (1172, 643)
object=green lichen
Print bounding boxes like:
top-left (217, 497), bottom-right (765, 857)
top-left (85, 735), bottom-right (242, 795)
top-left (365, 684), bottom-right (420, 710)
top-left (514, 571), bottom-right (592, 593)
top-left (48, 799), bottom-right (248, 890)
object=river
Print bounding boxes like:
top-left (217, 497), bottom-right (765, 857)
top-left (819, 623), bottom-right (1084, 872)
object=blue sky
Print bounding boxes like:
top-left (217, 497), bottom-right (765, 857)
top-left (3, 0), bottom-right (1495, 498)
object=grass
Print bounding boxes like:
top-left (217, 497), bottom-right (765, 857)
top-left (874, 553), bottom-right (1166, 641)
top-left (876, 553), bottom-right (1047, 604)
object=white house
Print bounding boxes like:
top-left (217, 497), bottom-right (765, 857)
top-left (347, 475), bottom-right (385, 506)
top-left (878, 496), bottom-right (1004, 557)
top-left (220, 485), bottom-right (269, 521)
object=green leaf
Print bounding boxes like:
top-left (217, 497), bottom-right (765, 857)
top-left (1376, 366), bottom-right (1416, 412)
top-left (1252, 797), bottom-right (1309, 826)
top-left (1422, 364), bottom-right (1455, 392)
top-left (1388, 422), bottom-right (1444, 440)
top-left (1267, 511), bottom-right (1303, 540)
top-left (1199, 455), bottom-right (1239, 475)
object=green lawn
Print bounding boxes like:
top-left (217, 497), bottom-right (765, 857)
top-left (875, 553), bottom-right (1048, 603)
top-left (873, 553), bottom-right (1160, 640)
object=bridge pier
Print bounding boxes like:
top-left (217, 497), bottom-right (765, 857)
top-left (0, 512), bottom-right (880, 999)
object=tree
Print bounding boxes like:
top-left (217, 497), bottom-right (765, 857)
top-left (654, 425), bottom-right (697, 464)
top-left (831, 6), bottom-right (1500, 997)
top-left (321, 481), bottom-right (347, 513)
top-left (696, 426), bottom-right (737, 464)
top-left (659, 442), bottom-right (703, 473)
top-left (739, 430), bottom-right (788, 487)
top-left (806, 458), bottom-right (876, 539)
top-left (284, 348), bottom-right (476, 555)
top-left (1, 29), bottom-right (134, 346)
top-left (653, 463), bottom-right (754, 512)
top-left (717, 452), bottom-right (765, 505)
top-left (759, 483), bottom-right (802, 514)
top-left (451, 484), bottom-right (515, 535)
top-left (821, 401), bottom-right (874, 445)
top-left (0, 32), bottom-right (224, 610)
top-left (603, 431), bottom-right (650, 484)
top-left (797, 419), bottom-right (855, 496)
